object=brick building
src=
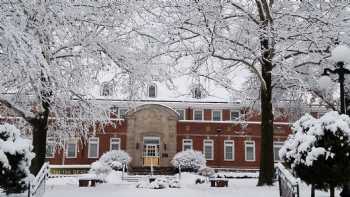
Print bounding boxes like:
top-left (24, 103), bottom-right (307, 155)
top-left (46, 99), bottom-right (295, 171)
top-left (3, 81), bottom-right (325, 172)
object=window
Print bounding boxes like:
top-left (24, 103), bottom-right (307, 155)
top-left (88, 137), bottom-right (99, 158)
top-left (203, 139), bottom-right (214, 160)
top-left (176, 109), bottom-right (186, 120)
top-left (110, 138), bottom-right (121, 151)
top-left (101, 83), bottom-right (113, 96)
top-left (182, 139), bottom-right (193, 151)
top-left (193, 87), bottom-right (202, 99)
top-left (273, 142), bottom-right (284, 162)
top-left (66, 140), bottom-right (77, 158)
top-left (212, 110), bottom-right (222, 121)
top-left (110, 105), bottom-right (118, 116)
top-left (118, 108), bottom-right (128, 119)
top-left (193, 110), bottom-right (203, 120)
top-left (230, 111), bottom-right (240, 121)
top-left (245, 141), bottom-right (255, 161)
top-left (46, 137), bottom-right (55, 158)
top-left (148, 84), bottom-right (157, 98)
top-left (224, 140), bottom-right (234, 161)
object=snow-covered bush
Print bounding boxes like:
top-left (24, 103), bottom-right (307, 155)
top-left (89, 161), bottom-right (112, 178)
top-left (99, 150), bottom-right (131, 170)
top-left (279, 112), bottom-right (350, 197)
top-left (136, 178), bottom-right (180, 189)
top-left (169, 179), bottom-right (181, 188)
top-left (89, 150), bottom-right (131, 178)
top-left (195, 178), bottom-right (205, 184)
top-left (171, 150), bottom-right (206, 172)
top-left (198, 166), bottom-right (215, 177)
top-left (0, 124), bottom-right (34, 194)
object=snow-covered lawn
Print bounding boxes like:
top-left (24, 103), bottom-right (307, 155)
top-left (43, 173), bottom-right (338, 197)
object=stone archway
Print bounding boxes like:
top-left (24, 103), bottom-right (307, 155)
top-left (126, 104), bottom-right (178, 167)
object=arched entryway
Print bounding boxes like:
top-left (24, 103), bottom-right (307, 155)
top-left (126, 104), bottom-right (178, 168)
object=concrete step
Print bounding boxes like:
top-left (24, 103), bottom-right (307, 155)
top-left (122, 176), bottom-right (143, 182)
top-left (128, 167), bottom-right (176, 175)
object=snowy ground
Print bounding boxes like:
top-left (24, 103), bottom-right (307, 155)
top-left (43, 172), bottom-right (339, 197)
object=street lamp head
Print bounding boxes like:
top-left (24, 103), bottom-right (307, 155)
top-left (331, 45), bottom-right (350, 63)
top-left (319, 75), bottom-right (332, 90)
top-left (336, 61), bottom-right (344, 68)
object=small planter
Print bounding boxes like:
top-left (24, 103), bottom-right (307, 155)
top-left (149, 177), bottom-right (156, 183)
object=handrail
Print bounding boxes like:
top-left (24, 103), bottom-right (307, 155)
top-left (276, 163), bottom-right (300, 197)
top-left (29, 162), bottom-right (50, 197)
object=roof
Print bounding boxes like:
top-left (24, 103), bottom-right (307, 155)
top-left (93, 69), bottom-right (249, 103)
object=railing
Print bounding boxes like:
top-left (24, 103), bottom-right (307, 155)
top-left (276, 163), bottom-right (300, 197)
top-left (28, 162), bottom-right (50, 197)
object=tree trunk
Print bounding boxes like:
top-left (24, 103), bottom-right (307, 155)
top-left (257, 30), bottom-right (274, 185)
top-left (29, 70), bottom-right (52, 175)
top-left (330, 184), bottom-right (335, 197)
top-left (257, 63), bottom-right (274, 185)
top-left (311, 184), bottom-right (315, 197)
top-left (29, 118), bottom-right (48, 175)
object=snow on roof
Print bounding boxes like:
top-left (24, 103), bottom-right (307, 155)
top-left (93, 69), bottom-right (247, 103)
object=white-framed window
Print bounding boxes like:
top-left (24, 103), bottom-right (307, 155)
top-left (273, 141), bottom-right (284, 162)
top-left (88, 137), bottom-right (99, 158)
top-left (203, 139), bottom-right (214, 160)
top-left (118, 108), bottom-right (128, 119)
top-left (176, 109), bottom-right (186, 120)
top-left (66, 139), bottom-right (77, 158)
top-left (224, 140), bottom-right (235, 161)
top-left (101, 82), bottom-right (113, 96)
top-left (230, 110), bottom-right (240, 121)
top-left (46, 137), bottom-right (55, 158)
top-left (245, 141), bottom-right (255, 161)
top-left (193, 109), bottom-right (203, 120)
top-left (182, 139), bottom-right (193, 151)
top-left (110, 138), bottom-right (121, 151)
top-left (212, 110), bottom-right (222, 121)
top-left (148, 84), bottom-right (157, 98)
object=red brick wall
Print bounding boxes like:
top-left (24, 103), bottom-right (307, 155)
top-left (204, 109), bottom-right (211, 120)
top-left (48, 120), bottom-right (127, 165)
top-left (47, 110), bottom-right (292, 169)
top-left (176, 121), bottom-right (290, 169)
top-left (222, 110), bottom-right (230, 121)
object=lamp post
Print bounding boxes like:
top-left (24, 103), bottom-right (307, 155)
top-left (320, 61), bottom-right (350, 197)
top-left (320, 61), bottom-right (350, 114)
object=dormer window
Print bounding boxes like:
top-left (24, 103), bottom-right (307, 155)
top-left (193, 87), bottom-right (202, 99)
top-left (191, 84), bottom-right (206, 99)
top-left (101, 83), bottom-right (113, 96)
top-left (148, 84), bottom-right (157, 98)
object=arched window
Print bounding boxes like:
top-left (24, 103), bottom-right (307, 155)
top-left (148, 84), bottom-right (157, 98)
top-left (101, 83), bottom-right (113, 96)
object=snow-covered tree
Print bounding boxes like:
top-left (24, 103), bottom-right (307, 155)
top-left (140, 0), bottom-right (350, 185)
top-left (0, 0), bottom-right (170, 175)
top-left (0, 124), bottom-right (34, 194)
top-left (280, 111), bottom-right (350, 197)
top-left (171, 150), bottom-right (206, 172)
top-left (96, 150), bottom-right (131, 171)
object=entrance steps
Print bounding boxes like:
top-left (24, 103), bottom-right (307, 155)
top-left (121, 175), bottom-right (143, 182)
top-left (128, 167), bottom-right (176, 175)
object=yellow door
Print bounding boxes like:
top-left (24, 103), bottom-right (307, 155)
top-left (143, 144), bottom-right (160, 166)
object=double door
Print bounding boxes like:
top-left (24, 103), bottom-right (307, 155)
top-left (143, 137), bottom-right (160, 166)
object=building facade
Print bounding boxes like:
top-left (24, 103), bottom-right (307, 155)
top-left (46, 101), bottom-right (293, 170)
